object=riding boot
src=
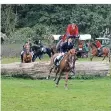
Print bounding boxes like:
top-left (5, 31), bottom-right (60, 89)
top-left (55, 58), bottom-right (59, 66)
top-left (98, 49), bottom-right (101, 57)
top-left (21, 54), bottom-right (23, 62)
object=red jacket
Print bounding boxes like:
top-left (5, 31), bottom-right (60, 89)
top-left (62, 24), bottom-right (79, 41)
top-left (96, 40), bottom-right (102, 48)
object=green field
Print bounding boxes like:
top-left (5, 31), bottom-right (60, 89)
top-left (1, 56), bottom-right (109, 64)
top-left (1, 77), bottom-right (111, 111)
top-left (1, 55), bottom-right (50, 64)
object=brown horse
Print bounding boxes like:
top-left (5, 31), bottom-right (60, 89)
top-left (23, 44), bottom-right (32, 63)
top-left (90, 42), bottom-right (110, 62)
top-left (47, 49), bottom-right (77, 89)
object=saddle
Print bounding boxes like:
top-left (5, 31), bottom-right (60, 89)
top-left (54, 55), bottom-right (64, 66)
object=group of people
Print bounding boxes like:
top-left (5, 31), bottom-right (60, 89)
top-left (21, 23), bottom-right (102, 64)
top-left (54, 23), bottom-right (80, 65)
top-left (21, 23), bottom-right (80, 63)
top-left (56, 23), bottom-right (79, 53)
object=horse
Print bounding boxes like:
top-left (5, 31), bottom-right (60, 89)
top-left (90, 42), bottom-right (110, 62)
top-left (50, 45), bottom-right (58, 56)
top-left (31, 45), bottom-right (52, 62)
top-left (47, 48), bottom-right (77, 89)
top-left (22, 45), bottom-right (32, 63)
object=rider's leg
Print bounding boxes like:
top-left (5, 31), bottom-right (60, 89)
top-left (98, 48), bottom-right (101, 56)
top-left (21, 51), bottom-right (24, 62)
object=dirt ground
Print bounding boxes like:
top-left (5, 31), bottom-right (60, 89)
top-left (1, 60), bottom-right (110, 79)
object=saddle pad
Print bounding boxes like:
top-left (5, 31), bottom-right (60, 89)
top-left (54, 55), bottom-right (64, 65)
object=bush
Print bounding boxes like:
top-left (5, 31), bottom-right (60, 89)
top-left (10, 27), bottom-right (36, 43)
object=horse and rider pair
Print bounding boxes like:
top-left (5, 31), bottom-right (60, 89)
top-left (47, 23), bottom-right (80, 89)
top-left (21, 39), bottom-right (52, 63)
top-left (54, 23), bottom-right (79, 66)
top-left (21, 39), bottom-right (34, 63)
top-left (90, 40), bottom-right (110, 62)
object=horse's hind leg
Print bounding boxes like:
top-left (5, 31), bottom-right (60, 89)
top-left (109, 55), bottom-right (110, 62)
top-left (102, 56), bottom-right (105, 61)
top-left (108, 51), bottom-right (110, 62)
top-left (55, 70), bottom-right (62, 87)
top-left (90, 55), bottom-right (94, 61)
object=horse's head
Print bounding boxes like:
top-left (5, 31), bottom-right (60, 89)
top-left (68, 48), bottom-right (77, 56)
top-left (66, 48), bottom-right (77, 73)
top-left (66, 49), bottom-right (76, 65)
top-left (90, 42), bottom-right (98, 49)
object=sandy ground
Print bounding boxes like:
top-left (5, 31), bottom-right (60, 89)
top-left (1, 61), bottom-right (110, 78)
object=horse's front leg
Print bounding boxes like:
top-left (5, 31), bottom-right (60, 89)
top-left (65, 72), bottom-right (69, 90)
top-left (23, 59), bottom-right (25, 63)
top-left (32, 54), bottom-right (37, 62)
top-left (53, 68), bottom-right (59, 81)
top-left (108, 51), bottom-right (110, 62)
top-left (102, 55), bottom-right (106, 61)
top-left (55, 70), bottom-right (62, 87)
top-left (46, 65), bottom-right (55, 79)
top-left (30, 57), bottom-right (33, 62)
top-left (90, 54), bottom-right (94, 61)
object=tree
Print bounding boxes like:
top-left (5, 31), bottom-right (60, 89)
top-left (1, 5), bottom-right (16, 36)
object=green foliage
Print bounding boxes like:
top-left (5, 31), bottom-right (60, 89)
top-left (1, 5), bottom-right (16, 36)
top-left (1, 4), bottom-right (111, 42)
top-left (10, 27), bottom-right (36, 42)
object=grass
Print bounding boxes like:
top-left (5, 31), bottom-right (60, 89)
top-left (1, 77), bottom-right (111, 111)
top-left (1, 54), bottom-right (50, 64)
top-left (1, 55), bottom-right (109, 64)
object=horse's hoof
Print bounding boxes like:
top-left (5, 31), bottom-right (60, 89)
top-left (46, 77), bottom-right (48, 80)
top-left (53, 78), bottom-right (56, 81)
top-left (46, 75), bottom-right (50, 80)
top-left (64, 86), bottom-right (68, 90)
top-left (55, 84), bottom-right (58, 87)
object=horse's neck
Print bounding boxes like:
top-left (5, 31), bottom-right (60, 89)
top-left (25, 49), bottom-right (30, 54)
top-left (62, 53), bottom-right (69, 62)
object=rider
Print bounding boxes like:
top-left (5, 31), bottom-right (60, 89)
top-left (21, 38), bottom-right (33, 62)
top-left (55, 23), bottom-right (79, 66)
top-left (95, 40), bottom-right (102, 56)
top-left (62, 23), bottom-right (79, 42)
top-left (56, 23), bottom-right (79, 51)
top-left (55, 37), bottom-right (74, 66)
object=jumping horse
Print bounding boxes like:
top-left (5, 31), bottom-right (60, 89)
top-left (47, 48), bottom-right (77, 89)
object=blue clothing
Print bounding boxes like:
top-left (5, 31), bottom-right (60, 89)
top-left (60, 41), bottom-right (73, 53)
